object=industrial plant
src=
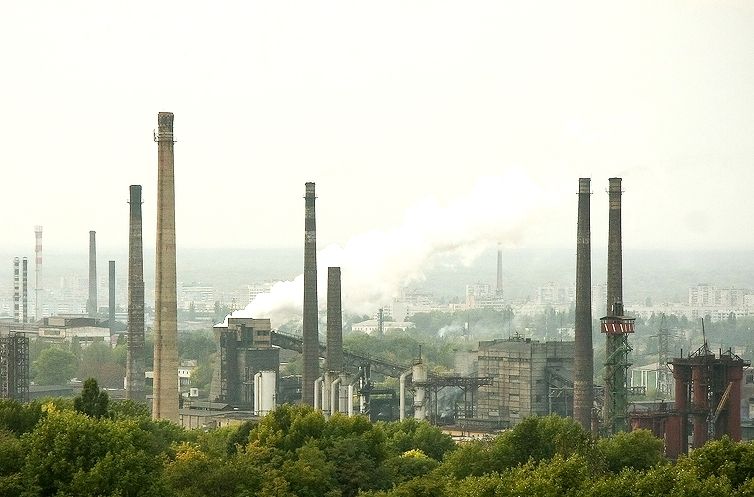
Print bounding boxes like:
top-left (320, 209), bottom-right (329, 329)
top-left (0, 114), bottom-right (750, 459)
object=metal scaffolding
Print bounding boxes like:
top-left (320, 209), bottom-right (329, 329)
top-left (601, 303), bottom-right (635, 434)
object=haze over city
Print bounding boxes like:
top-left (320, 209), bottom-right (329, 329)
top-left (2, 1), bottom-right (753, 256)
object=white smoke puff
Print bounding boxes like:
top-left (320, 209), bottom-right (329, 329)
top-left (227, 170), bottom-right (553, 327)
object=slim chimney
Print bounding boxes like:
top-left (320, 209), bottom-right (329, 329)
top-left (87, 231), bottom-right (97, 317)
top-left (496, 244), bottom-right (503, 297)
top-left (573, 178), bottom-right (593, 431)
top-left (153, 112), bottom-right (179, 422)
top-left (12, 258), bottom-right (19, 323)
top-left (326, 267), bottom-right (343, 373)
top-left (127, 185), bottom-right (146, 401)
top-left (22, 258), bottom-right (28, 324)
top-left (302, 182), bottom-right (319, 405)
top-left (34, 226), bottom-right (42, 320)
top-left (606, 178), bottom-right (623, 314)
top-left (108, 260), bottom-right (115, 338)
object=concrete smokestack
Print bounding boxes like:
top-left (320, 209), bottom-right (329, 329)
top-left (606, 178), bottom-right (623, 314)
top-left (87, 231), bottom-right (97, 317)
top-left (302, 182), bottom-right (319, 405)
top-left (108, 260), bottom-right (115, 337)
top-left (127, 185), bottom-right (146, 401)
top-left (34, 226), bottom-right (42, 320)
top-left (13, 258), bottom-right (19, 323)
top-left (22, 258), bottom-right (28, 324)
top-left (326, 267), bottom-right (343, 373)
top-left (496, 244), bottom-right (503, 296)
top-left (152, 112), bottom-right (179, 422)
top-left (573, 178), bottom-right (593, 431)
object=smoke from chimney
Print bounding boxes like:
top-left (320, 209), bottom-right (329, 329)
top-left (226, 171), bottom-right (548, 327)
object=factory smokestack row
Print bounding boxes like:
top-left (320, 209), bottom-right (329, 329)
top-left (87, 231), bottom-right (97, 317)
top-left (326, 267), bottom-right (343, 374)
top-left (302, 182), bottom-right (319, 405)
top-left (152, 112), bottom-right (179, 422)
top-left (127, 185), bottom-right (146, 401)
top-left (606, 178), bottom-right (623, 313)
top-left (573, 178), bottom-right (593, 431)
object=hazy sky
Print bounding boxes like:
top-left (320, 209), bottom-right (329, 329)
top-left (2, 1), bottom-right (753, 256)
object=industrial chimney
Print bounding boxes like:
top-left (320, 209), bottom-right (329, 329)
top-left (87, 231), bottom-right (97, 317)
top-left (12, 258), bottom-right (19, 323)
top-left (573, 178), bottom-right (593, 431)
top-left (34, 226), bottom-right (42, 320)
top-left (606, 178), bottom-right (623, 314)
top-left (126, 185), bottom-right (146, 401)
top-left (302, 182), bottom-right (319, 405)
top-left (326, 267), bottom-right (343, 374)
top-left (22, 258), bottom-right (28, 324)
top-left (152, 112), bottom-right (179, 422)
top-left (496, 244), bottom-right (503, 297)
top-left (108, 260), bottom-right (115, 338)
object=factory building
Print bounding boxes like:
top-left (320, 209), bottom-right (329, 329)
top-left (476, 336), bottom-right (574, 426)
top-left (211, 317), bottom-right (280, 408)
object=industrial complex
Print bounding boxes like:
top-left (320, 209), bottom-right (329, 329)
top-left (0, 113), bottom-right (750, 458)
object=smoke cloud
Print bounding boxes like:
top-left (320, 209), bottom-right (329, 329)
top-left (223, 170), bottom-right (552, 327)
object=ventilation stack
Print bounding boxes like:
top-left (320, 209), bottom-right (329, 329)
top-left (126, 185), bottom-right (146, 401)
top-left (326, 267), bottom-right (343, 373)
top-left (302, 182), bottom-right (319, 405)
top-left (496, 244), bottom-right (503, 296)
top-left (87, 231), bottom-right (97, 317)
top-left (21, 258), bottom-right (28, 324)
top-left (152, 112), bottom-right (179, 422)
top-left (34, 226), bottom-right (42, 320)
top-left (602, 177), bottom-right (633, 434)
top-left (12, 258), bottom-right (19, 323)
top-left (573, 178), bottom-right (593, 431)
top-left (108, 260), bottom-right (115, 339)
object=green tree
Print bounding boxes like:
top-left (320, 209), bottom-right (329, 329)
top-left (74, 378), bottom-right (110, 418)
top-left (33, 347), bottom-right (77, 385)
top-left (0, 399), bottom-right (44, 435)
top-left (597, 429), bottom-right (665, 473)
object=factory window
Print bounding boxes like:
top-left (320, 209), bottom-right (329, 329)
top-left (747, 374), bottom-right (754, 384)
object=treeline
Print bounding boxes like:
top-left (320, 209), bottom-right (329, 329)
top-left (3, 396), bottom-right (754, 497)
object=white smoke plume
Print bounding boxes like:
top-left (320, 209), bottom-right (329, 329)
top-left (223, 170), bottom-right (552, 328)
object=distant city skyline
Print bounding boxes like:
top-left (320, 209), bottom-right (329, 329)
top-left (1, 2), bottom-right (753, 255)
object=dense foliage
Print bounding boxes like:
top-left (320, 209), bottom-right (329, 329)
top-left (3, 398), bottom-right (754, 497)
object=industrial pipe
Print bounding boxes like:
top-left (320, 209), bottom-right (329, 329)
top-left (399, 371), bottom-right (409, 421)
top-left (314, 377), bottom-right (323, 410)
top-left (331, 377), bottom-right (341, 415)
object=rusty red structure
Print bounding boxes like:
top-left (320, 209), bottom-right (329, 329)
top-left (629, 344), bottom-right (748, 459)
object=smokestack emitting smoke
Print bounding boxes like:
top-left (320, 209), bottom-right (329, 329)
top-left (225, 172), bottom-right (546, 327)
top-left (302, 182), bottom-right (319, 405)
top-left (573, 178), bottom-right (593, 431)
top-left (607, 178), bottom-right (623, 313)
top-left (326, 267), bottom-right (343, 373)
top-left (127, 185), bottom-right (146, 401)
top-left (152, 112), bottom-right (179, 422)
top-left (13, 258), bottom-right (19, 323)
top-left (34, 226), bottom-right (42, 320)
top-left (108, 260), bottom-right (115, 336)
top-left (87, 231), bottom-right (97, 317)
top-left (22, 258), bottom-right (28, 324)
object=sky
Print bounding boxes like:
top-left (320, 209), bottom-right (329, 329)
top-left (2, 1), bottom-right (753, 257)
